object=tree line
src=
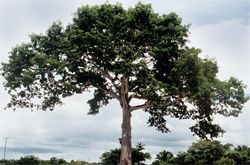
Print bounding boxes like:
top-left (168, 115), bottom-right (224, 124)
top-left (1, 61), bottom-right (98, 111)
top-left (1, 140), bottom-right (250, 165)
top-left (0, 156), bottom-right (96, 165)
top-left (152, 140), bottom-right (250, 165)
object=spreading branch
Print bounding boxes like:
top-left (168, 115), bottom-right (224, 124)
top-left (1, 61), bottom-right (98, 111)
top-left (130, 101), bottom-right (150, 112)
top-left (98, 68), bottom-right (120, 93)
top-left (84, 54), bottom-right (120, 93)
top-left (97, 86), bottom-right (121, 102)
top-left (128, 93), bottom-right (143, 103)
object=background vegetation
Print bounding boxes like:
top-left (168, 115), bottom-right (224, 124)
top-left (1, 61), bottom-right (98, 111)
top-left (1, 140), bottom-right (250, 165)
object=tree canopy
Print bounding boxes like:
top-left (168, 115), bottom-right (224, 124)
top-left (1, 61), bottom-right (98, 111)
top-left (2, 3), bottom-right (248, 139)
top-left (184, 140), bottom-right (228, 164)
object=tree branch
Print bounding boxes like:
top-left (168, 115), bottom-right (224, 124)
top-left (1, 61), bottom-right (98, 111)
top-left (97, 86), bottom-right (121, 102)
top-left (98, 68), bottom-right (120, 93)
top-left (130, 101), bottom-right (150, 112)
top-left (84, 54), bottom-right (120, 93)
top-left (128, 93), bottom-right (143, 103)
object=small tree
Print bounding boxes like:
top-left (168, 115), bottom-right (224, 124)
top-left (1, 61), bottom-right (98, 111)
top-left (131, 143), bottom-right (151, 164)
top-left (101, 149), bottom-right (121, 165)
top-left (172, 152), bottom-right (187, 164)
top-left (18, 155), bottom-right (40, 165)
top-left (152, 150), bottom-right (174, 165)
top-left (224, 150), bottom-right (248, 164)
top-left (1, 3), bottom-right (248, 165)
top-left (235, 145), bottom-right (250, 158)
top-left (100, 143), bottom-right (151, 165)
top-left (49, 157), bottom-right (67, 164)
top-left (216, 157), bottom-right (236, 165)
top-left (185, 140), bottom-right (228, 164)
top-left (49, 157), bottom-right (58, 164)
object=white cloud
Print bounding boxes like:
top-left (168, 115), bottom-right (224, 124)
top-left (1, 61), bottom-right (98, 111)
top-left (214, 101), bottom-right (250, 146)
top-left (189, 19), bottom-right (250, 91)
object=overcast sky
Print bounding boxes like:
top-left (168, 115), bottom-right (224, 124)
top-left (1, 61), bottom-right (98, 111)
top-left (0, 0), bottom-right (250, 163)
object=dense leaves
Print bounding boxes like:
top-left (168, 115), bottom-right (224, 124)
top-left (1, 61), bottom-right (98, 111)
top-left (184, 140), bottom-right (228, 164)
top-left (100, 143), bottom-right (151, 165)
top-left (18, 155), bottom-right (40, 165)
top-left (152, 140), bottom-right (250, 165)
top-left (152, 150), bottom-right (174, 165)
top-left (1, 3), bottom-right (248, 140)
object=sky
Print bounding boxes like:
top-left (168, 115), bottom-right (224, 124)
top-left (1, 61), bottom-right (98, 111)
top-left (0, 0), bottom-right (250, 163)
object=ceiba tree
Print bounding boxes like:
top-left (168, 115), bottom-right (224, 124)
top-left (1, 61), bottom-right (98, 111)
top-left (1, 3), bottom-right (248, 165)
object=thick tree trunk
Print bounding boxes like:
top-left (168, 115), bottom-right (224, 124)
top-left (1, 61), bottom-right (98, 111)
top-left (120, 107), bottom-right (132, 165)
top-left (119, 76), bottom-right (132, 165)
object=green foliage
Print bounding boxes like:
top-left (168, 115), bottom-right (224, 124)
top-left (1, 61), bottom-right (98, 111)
top-left (172, 152), bottom-right (187, 164)
top-left (131, 143), bottom-right (151, 164)
top-left (1, 3), bottom-right (248, 140)
top-left (101, 148), bottom-right (120, 165)
top-left (1, 141), bottom-right (250, 165)
top-left (152, 150), bottom-right (174, 165)
top-left (100, 143), bottom-right (151, 165)
top-left (185, 140), bottom-right (227, 164)
top-left (153, 140), bottom-right (250, 165)
top-left (0, 159), bottom-right (17, 165)
top-left (224, 150), bottom-right (248, 164)
top-left (18, 155), bottom-right (40, 165)
top-left (235, 145), bottom-right (250, 157)
top-left (216, 157), bottom-right (236, 165)
top-left (1, 157), bottom-right (95, 165)
top-left (49, 157), bottom-right (67, 164)
top-left (67, 160), bottom-right (91, 165)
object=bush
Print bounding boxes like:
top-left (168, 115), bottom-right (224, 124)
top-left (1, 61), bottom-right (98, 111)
top-left (18, 155), bottom-right (40, 165)
top-left (216, 157), bottom-right (235, 165)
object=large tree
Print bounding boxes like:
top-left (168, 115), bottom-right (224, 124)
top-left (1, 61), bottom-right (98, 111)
top-left (1, 3), bottom-right (248, 165)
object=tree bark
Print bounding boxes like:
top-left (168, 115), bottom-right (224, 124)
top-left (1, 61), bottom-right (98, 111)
top-left (120, 106), bottom-right (132, 165)
top-left (119, 76), bottom-right (132, 165)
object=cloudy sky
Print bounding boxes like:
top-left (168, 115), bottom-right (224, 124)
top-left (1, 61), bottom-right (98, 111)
top-left (0, 0), bottom-right (250, 163)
